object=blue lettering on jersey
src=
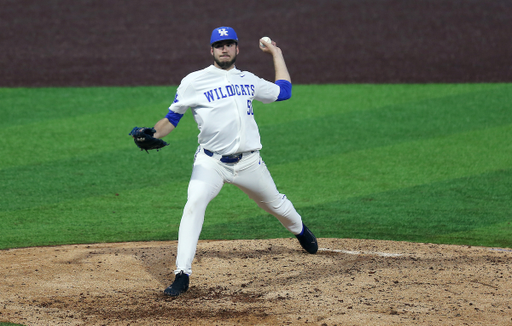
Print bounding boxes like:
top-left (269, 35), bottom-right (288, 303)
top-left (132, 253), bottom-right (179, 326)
top-left (244, 85), bottom-right (253, 96)
top-left (173, 93), bottom-right (179, 104)
top-left (204, 84), bottom-right (255, 102)
top-left (204, 90), bottom-right (215, 102)
top-left (226, 85), bottom-right (235, 97)
top-left (218, 87), bottom-right (228, 99)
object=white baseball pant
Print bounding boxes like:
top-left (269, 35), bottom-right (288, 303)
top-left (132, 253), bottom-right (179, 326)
top-left (174, 147), bottom-right (304, 275)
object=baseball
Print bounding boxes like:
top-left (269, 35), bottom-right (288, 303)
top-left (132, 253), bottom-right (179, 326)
top-left (260, 36), bottom-right (272, 48)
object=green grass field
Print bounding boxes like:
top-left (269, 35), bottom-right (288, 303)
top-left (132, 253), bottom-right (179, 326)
top-left (1, 84), bottom-right (511, 250)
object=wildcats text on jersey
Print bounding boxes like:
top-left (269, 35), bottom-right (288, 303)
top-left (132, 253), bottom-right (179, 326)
top-left (204, 84), bottom-right (255, 102)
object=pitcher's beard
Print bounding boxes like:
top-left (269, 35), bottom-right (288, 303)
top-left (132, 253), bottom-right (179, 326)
top-left (214, 55), bottom-right (237, 69)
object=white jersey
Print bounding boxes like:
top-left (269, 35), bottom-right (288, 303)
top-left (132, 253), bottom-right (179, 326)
top-left (169, 65), bottom-right (280, 155)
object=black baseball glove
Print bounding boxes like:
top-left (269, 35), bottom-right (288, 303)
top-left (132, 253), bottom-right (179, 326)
top-left (129, 127), bottom-right (169, 153)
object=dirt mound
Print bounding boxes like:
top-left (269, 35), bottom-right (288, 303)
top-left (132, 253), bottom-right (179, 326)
top-left (2, 239), bottom-right (511, 325)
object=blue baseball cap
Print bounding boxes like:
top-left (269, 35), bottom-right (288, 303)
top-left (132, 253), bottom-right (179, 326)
top-left (210, 26), bottom-right (238, 45)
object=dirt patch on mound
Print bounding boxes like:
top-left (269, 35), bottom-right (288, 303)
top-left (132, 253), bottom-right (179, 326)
top-left (1, 239), bottom-right (511, 325)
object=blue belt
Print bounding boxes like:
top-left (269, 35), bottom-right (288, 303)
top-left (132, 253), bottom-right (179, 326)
top-left (204, 149), bottom-right (243, 163)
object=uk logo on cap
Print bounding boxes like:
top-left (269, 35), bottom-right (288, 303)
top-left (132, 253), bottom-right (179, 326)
top-left (210, 26), bottom-right (238, 45)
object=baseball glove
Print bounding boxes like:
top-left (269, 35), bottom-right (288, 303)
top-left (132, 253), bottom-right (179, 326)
top-left (129, 127), bottom-right (169, 153)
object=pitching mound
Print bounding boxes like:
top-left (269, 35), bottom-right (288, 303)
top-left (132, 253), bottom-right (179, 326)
top-left (1, 239), bottom-right (511, 325)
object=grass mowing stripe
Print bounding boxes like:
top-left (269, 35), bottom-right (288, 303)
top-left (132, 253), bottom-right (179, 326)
top-left (271, 124), bottom-right (512, 205)
top-left (0, 86), bottom-right (175, 128)
top-left (0, 181), bottom-right (187, 249)
top-left (0, 176), bottom-right (271, 249)
top-left (1, 175), bottom-right (184, 246)
top-left (293, 168), bottom-right (512, 248)
top-left (436, 221), bottom-right (512, 248)
top-left (254, 83), bottom-right (510, 126)
top-left (261, 83), bottom-right (512, 164)
top-left (0, 105), bottom-right (197, 170)
top-left (0, 140), bottom-right (198, 212)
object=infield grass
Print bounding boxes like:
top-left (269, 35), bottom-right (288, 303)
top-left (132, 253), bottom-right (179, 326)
top-left (1, 84), bottom-right (511, 249)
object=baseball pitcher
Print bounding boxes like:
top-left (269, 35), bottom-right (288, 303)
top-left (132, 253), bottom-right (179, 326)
top-left (131, 26), bottom-right (318, 297)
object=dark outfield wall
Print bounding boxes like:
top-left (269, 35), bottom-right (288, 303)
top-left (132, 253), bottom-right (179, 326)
top-left (1, 0), bottom-right (511, 87)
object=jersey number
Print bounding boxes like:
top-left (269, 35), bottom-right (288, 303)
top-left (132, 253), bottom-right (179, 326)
top-left (247, 100), bottom-right (254, 115)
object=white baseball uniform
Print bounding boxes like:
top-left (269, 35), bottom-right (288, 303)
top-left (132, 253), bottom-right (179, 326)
top-left (168, 64), bottom-right (303, 275)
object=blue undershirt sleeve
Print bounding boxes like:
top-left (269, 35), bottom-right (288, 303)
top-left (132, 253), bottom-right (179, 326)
top-left (165, 110), bottom-right (184, 127)
top-left (275, 79), bottom-right (292, 101)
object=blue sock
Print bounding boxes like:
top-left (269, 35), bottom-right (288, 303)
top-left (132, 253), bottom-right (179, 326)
top-left (298, 224), bottom-right (305, 236)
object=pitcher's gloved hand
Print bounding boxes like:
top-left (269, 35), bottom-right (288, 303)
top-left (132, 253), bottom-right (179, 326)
top-left (129, 127), bottom-right (169, 153)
